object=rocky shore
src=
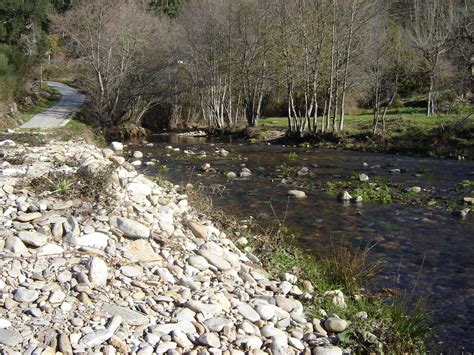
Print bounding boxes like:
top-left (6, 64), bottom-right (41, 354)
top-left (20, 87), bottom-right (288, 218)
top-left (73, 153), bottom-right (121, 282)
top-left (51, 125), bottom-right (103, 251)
top-left (0, 139), bottom-right (353, 354)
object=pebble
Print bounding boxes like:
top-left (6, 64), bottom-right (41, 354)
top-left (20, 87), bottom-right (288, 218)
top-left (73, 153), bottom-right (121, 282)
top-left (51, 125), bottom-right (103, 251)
top-left (324, 317), bottom-right (348, 333)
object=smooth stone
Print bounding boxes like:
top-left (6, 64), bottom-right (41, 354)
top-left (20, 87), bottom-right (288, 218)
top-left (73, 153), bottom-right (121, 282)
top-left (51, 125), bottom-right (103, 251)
top-left (198, 243), bottom-right (232, 271)
top-left (88, 257), bottom-right (108, 286)
top-left (199, 332), bottom-right (220, 348)
top-left (58, 333), bottom-right (73, 354)
top-left (14, 287), bottom-right (39, 303)
top-left (110, 216), bottom-right (150, 239)
top-left (5, 236), bottom-right (28, 256)
top-left (76, 232), bottom-right (109, 250)
top-left (18, 231), bottom-right (48, 247)
top-left (187, 221), bottom-right (210, 239)
top-left (49, 290), bottom-right (66, 304)
top-left (120, 266), bottom-right (143, 278)
top-left (237, 304), bottom-right (260, 322)
top-left (255, 304), bottom-right (276, 321)
top-left (288, 190), bottom-right (306, 198)
top-left (126, 183), bottom-right (151, 196)
top-left (226, 172), bottom-right (237, 179)
top-left (187, 255), bottom-right (210, 271)
top-left (127, 239), bottom-right (162, 262)
top-left (111, 142), bottom-right (124, 151)
top-left (36, 243), bottom-right (64, 256)
top-left (0, 319), bottom-right (12, 328)
top-left (324, 317), bottom-right (348, 333)
top-left (0, 328), bottom-right (22, 347)
top-left (204, 317), bottom-right (233, 332)
top-left (358, 173), bottom-right (369, 182)
top-left (102, 304), bottom-right (148, 326)
top-left (16, 212), bottom-right (42, 222)
top-left (312, 346), bottom-right (343, 355)
top-left (337, 191), bottom-right (352, 202)
top-left (185, 300), bottom-right (223, 315)
top-left (408, 186), bottom-right (422, 193)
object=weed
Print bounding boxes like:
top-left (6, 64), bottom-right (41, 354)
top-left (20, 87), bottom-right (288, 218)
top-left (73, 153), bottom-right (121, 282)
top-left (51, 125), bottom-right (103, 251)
top-left (455, 179), bottom-right (474, 190)
top-left (319, 242), bottom-right (382, 295)
top-left (53, 178), bottom-right (72, 195)
top-left (159, 165), bottom-right (170, 175)
top-left (353, 183), bottom-right (393, 204)
top-left (285, 152), bottom-right (298, 159)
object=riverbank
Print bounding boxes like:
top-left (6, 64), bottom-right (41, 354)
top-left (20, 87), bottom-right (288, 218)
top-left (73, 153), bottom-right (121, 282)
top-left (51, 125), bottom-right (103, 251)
top-left (0, 138), bottom-right (431, 353)
top-left (190, 110), bottom-right (474, 160)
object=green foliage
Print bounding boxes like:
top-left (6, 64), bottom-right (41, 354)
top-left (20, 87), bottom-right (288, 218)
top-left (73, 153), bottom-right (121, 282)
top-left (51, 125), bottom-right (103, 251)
top-left (159, 165), bottom-right (170, 174)
top-left (148, 0), bottom-right (185, 18)
top-left (53, 178), bottom-right (71, 194)
top-left (285, 152), bottom-right (298, 159)
top-left (353, 183), bottom-right (393, 204)
top-left (0, 44), bottom-right (28, 99)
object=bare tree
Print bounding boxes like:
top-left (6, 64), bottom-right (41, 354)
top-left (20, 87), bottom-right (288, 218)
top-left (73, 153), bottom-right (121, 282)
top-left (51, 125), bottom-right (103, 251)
top-left (52, 0), bottom-right (170, 129)
top-left (407, 0), bottom-right (459, 116)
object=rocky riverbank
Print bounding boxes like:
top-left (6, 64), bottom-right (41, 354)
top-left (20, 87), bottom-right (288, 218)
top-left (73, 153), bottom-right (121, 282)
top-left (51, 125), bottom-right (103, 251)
top-left (0, 139), bottom-right (357, 354)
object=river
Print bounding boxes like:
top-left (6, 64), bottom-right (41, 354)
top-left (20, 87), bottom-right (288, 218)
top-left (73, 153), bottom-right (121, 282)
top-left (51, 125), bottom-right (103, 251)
top-left (129, 134), bottom-right (474, 352)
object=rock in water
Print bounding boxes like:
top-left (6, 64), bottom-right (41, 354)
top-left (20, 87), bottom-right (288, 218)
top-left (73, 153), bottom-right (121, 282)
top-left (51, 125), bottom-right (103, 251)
top-left (288, 190), bottom-right (307, 198)
top-left (337, 191), bottom-right (352, 202)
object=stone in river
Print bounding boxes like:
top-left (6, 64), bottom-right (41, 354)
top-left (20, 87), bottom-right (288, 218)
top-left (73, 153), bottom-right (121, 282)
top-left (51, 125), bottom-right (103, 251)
top-left (110, 216), bottom-right (150, 239)
top-left (111, 142), bottom-right (124, 151)
top-left (358, 173), bottom-right (369, 182)
top-left (288, 190), bottom-right (306, 198)
top-left (337, 191), bottom-right (352, 202)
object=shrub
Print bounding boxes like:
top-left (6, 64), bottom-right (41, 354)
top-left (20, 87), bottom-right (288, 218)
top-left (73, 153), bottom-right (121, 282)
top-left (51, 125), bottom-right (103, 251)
top-left (0, 44), bottom-right (28, 100)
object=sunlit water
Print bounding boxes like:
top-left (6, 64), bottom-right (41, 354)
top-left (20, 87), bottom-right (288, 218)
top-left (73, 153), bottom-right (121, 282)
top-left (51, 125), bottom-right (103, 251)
top-left (130, 134), bottom-right (474, 351)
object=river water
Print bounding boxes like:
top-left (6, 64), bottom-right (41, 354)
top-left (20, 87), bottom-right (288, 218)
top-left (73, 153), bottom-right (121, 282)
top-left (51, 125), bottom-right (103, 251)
top-left (130, 134), bottom-right (474, 351)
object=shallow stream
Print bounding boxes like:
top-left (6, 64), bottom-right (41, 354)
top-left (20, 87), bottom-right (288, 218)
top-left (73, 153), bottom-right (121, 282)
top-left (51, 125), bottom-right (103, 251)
top-left (131, 134), bottom-right (473, 351)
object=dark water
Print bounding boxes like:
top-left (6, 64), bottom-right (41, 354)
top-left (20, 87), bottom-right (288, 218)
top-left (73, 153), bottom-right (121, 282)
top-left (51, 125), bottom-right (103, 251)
top-left (131, 134), bottom-right (474, 352)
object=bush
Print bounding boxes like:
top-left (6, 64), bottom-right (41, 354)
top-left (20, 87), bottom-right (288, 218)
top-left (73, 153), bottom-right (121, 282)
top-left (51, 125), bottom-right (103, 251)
top-left (0, 45), bottom-right (28, 100)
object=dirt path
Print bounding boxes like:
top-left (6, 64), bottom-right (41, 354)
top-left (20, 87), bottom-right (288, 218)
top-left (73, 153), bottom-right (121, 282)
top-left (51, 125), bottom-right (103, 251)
top-left (20, 82), bottom-right (85, 129)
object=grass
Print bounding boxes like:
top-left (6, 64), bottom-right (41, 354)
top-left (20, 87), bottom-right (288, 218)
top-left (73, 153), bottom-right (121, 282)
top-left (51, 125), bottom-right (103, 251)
top-left (285, 152), bottom-right (298, 159)
top-left (259, 107), bottom-right (474, 158)
top-left (260, 108), bottom-right (464, 133)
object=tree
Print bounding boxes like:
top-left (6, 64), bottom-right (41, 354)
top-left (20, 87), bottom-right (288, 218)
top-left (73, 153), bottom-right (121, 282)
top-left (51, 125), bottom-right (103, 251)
top-left (53, 0), bottom-right (172, 129)
top-left (407, 0), bottom-right (459, 116)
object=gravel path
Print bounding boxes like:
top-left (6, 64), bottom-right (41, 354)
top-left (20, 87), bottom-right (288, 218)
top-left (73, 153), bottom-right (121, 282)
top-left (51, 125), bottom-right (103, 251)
top-left (20, 81), bottom-right (85, 129)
